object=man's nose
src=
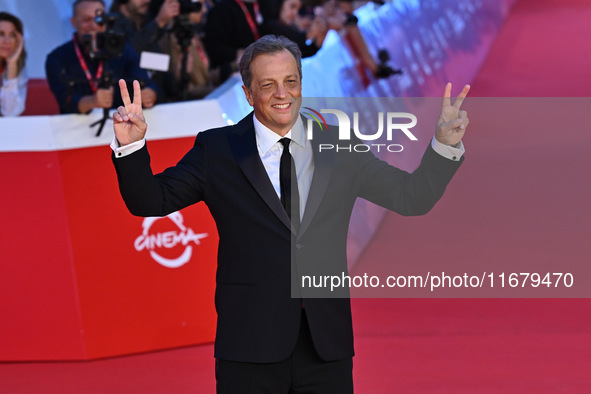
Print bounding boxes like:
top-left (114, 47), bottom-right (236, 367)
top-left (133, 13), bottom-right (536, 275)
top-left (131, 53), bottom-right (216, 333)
top-left (274, 84), bottom-right (287, 98)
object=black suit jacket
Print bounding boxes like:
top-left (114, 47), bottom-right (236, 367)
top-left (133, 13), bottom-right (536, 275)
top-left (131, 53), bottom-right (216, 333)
top-left (112, 112), bottom-right (463, 363)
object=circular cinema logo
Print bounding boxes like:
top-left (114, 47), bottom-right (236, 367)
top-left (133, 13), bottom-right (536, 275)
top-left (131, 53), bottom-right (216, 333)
top-left (134, 212), bottom-right (208, 268)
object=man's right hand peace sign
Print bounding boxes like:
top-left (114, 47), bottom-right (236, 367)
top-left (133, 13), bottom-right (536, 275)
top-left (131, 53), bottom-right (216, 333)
top-left (113, 79), bottom-right (147, 146)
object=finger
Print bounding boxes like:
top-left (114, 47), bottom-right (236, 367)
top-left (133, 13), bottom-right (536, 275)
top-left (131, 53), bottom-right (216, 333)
top-left (119, 79), bottom-right (132, 107)
top-left (117, 105), bottom-right (129, 121)
top-left (113, 106), bottom-right (126, 122)
top-left (462, 118), bottom-right (469, 130)
top-left (128, 112), bottom-right (146, 128)
top-left (448, 117), bottom-right (468, 131)
top-left (442, 82), bottom-right (452, 110)
top-left (132, 80), bottom-right (142, 108)
top-left (453, 84), bottom-right (471, 109)
top-left (459, 110), bottom-right (468, 121)
top-left (458, 111), bottom-right (469, 130)
top-left (441, 118), bottom-right (465, 133)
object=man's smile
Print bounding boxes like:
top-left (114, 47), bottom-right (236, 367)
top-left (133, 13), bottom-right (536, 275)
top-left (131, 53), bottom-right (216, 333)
top-left (272, 103), bottom-right (291, 109)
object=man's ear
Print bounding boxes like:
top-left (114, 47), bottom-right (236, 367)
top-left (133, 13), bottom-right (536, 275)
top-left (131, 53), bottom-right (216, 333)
top-left (242, 85), bottom-right (254, 106)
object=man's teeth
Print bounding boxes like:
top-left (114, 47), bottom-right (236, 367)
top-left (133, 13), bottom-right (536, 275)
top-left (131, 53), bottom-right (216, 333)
top-left (273, 104), bottom-right (290, 109)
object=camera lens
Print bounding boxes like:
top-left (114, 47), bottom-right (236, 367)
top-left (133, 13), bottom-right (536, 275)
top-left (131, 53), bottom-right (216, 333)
top-left (179, 0), bottom-right (202, 14)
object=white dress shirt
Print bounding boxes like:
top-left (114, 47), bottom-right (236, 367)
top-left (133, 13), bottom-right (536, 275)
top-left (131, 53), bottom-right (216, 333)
top-left (253, 114), bottom-right (314, 222)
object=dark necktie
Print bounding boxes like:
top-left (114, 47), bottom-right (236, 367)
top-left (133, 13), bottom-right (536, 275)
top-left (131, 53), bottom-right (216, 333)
top-left (279, 138), bottom-right (300, 230)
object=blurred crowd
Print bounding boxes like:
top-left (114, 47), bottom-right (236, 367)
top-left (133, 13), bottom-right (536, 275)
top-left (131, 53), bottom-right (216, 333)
top-left (1, 0), bottom-right (393, 117)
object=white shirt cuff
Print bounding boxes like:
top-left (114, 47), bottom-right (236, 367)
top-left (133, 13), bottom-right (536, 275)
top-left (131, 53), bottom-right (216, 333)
top-left (430, 137), bottom-right (464, 162)
top-left (111, 137), bottom-right (146, 158)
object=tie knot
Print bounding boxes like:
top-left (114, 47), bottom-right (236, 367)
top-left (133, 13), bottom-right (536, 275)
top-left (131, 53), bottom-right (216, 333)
top-left (279, 138), bottom-right (291, 150)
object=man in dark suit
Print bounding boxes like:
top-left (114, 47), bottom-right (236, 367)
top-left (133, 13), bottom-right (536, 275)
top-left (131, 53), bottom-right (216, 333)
top-left (111, 35), bottom-right (470, 393)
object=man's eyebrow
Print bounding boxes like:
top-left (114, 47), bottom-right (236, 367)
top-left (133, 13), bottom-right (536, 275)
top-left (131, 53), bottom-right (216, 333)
top-left (256, 74), bottom-right (299, 84)
top-left (255, 78), bottom-right (275, 86)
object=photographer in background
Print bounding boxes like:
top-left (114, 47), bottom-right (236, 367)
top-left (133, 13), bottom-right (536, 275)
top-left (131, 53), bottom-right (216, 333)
top-left (260, 0), bottom-right (328, 58)
top-left (45, 0), bottom-right (158, 114)
top-left (149, 0), bottom-right (221, 102)
top-left (0, 12), bottom-right (27, 117)
top-left (323, 0), bottom-right (402, 82)
top-left (203, 0), bottom-right (264, 82)
top-left (109, 0), bottom-right (179, 55)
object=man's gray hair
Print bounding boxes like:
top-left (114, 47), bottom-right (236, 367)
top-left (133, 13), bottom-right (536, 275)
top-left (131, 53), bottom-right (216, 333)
top-left (239, 35), bottom-right (302, 90)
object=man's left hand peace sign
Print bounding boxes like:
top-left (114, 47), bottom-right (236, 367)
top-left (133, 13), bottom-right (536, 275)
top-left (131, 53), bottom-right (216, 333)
top-left (436, 83), bottom-right (470, 146)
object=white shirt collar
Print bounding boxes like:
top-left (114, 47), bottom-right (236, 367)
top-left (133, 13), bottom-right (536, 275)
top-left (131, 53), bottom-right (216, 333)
top-left (253, 114), bottom-right (307, 154)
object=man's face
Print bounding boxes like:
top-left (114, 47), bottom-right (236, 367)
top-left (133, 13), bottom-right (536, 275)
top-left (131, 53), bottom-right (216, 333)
top-left (242, 50), bottom-right (302, 137)
top-left (126, 0), bottom-right (151, 17)
top-left (71, 1), bottom-right (106, 36)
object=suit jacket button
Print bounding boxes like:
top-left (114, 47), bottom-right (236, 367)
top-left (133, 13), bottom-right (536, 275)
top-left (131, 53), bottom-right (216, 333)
top-left (296, 243), bottom-right (302, 249)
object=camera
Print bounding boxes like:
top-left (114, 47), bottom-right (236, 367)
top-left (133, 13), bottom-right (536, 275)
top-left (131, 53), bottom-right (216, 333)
top-left (171, 1), bottom-right (204, 49)
top-left (179, 0), bottom-right (202, 15)
top-left (81, 10), bottom-right (125, 60)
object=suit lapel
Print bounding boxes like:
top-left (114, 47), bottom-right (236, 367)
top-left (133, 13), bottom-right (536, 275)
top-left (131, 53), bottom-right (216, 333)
top-left (228, 113), bottom-right (295, 234)
top-left (298, 123), bottom-right (335, 238)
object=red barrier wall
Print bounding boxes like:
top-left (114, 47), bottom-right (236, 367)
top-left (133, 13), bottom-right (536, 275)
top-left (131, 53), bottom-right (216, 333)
top-left (0, 137), bottom-right (218, 360)
top-left (22, 79), bottom-right (60, 116)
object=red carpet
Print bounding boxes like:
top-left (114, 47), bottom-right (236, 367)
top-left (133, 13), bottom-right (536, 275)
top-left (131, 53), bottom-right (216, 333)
top-left (350, 0), bottom-right (591, 391)
top-left (2, 0), bottom-right (590, 392)
top-left (469, 0), bottom-right (591, 97)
